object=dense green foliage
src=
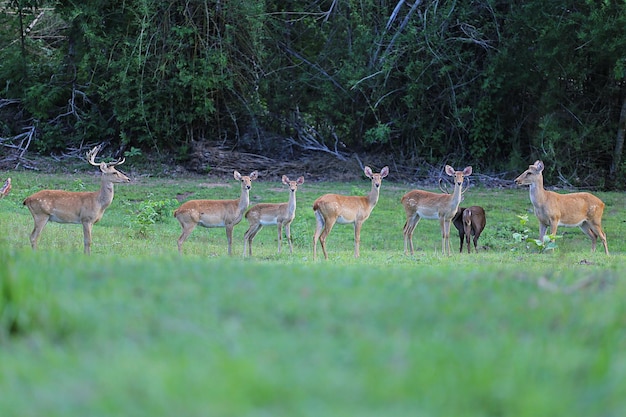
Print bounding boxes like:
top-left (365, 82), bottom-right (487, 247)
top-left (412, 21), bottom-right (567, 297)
top-left (1, 171), bottom-right (625, 415)
top-left (1, 0), bottom-right (626, 188)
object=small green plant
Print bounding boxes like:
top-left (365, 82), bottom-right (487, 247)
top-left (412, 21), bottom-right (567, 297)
top-left (124, 147), bottom-right (142, 158)
top-left (132, 197), bottom-right (179, 238)
top-left (512, 214), bottom-right (560, 253)
top-left (73, 178), bottom-right (85, 191)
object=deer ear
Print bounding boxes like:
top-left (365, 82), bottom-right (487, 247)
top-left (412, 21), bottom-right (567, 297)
top-left (445, 165), bottom-right (455, 176)
top-left (463, 166), bottom-right (472, 176)
top-left (380, 166), bottom-right (389, 178)
top-left (282, 175), bottom-right (289, 185)
top-left (249, 171), bottom-right (259, 180)
top-left (234, 171), bottom-right (242, 180)
top-left (535, 161), bottom-right (544, 172)
top-left (364, 166), bottom-right (373, 178)
top-left (297, 176), bottom-right (305, 185)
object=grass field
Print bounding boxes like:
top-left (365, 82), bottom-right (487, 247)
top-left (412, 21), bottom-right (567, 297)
top-left (1, 169), bottom-right (625, 416)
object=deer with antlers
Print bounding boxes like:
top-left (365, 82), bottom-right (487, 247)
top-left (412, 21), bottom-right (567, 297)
top-left (401, 165), bottom-right (472, 256)
top-left (174, 170), bottom-right (258, 255)
top-left (243, 175), bottom-right (305, 257)
top-left (313, 166), bottom-right (389, 260)
top-left (514, 160), bottom-right (609, 255)
top-left (23, 145), bottom-right (130, 254)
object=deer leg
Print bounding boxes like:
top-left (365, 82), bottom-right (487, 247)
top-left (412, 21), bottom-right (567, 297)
top-left (285, 222), bottom-right (293, 254)
top-left (403, 216), bottom-right (420, 255)
top-left (444, 220), bottom-right (453, 256)
top-left (176, 222), bottom-right (197, 255)
top-left (226, 225), bottom-right (234, 256)
top-left (319, 218), bottom-right (336, 260)
top-left (29, 215), bottom-right (49, 250)
top-left (353, 221), bottom-right (362, 258)
top-left (472, 228), bottom-right (479, 252)
top-left (313, 211), bottom-right (325, 260)
top-left (458, 229), bottom-right (465, 253)
top-left (536, 223), bottom-right (548, 244)
top-left (243, 224), bottom-right (261, 257)
top-left (277, 223), bottom-right (283, 254)
top-left (82, 222), bottom-right (93, 255)
top-left (439, 218), bottom-right (447, 255)
top-left (584, 220), bottom-right (609, 255)
top-left (593, 224), bottom-right (609, 255)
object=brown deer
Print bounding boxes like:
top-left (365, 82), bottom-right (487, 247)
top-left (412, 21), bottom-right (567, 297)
top-left (514, 160), bottom-right (609, 254)
top-left (313, 166), bottom-right (389, 260)
top-left (452, 206), bottom-right (486, 253)
top-left (23, 145), bottom-right (130, 254)
top-left (174, 170), bottom-right (258, 255)
top-left (1, 177), bottom-right (11, 199)
top-left (243, 175), bottom-right (305, 257)
top-left (401, 165), bottom-right (472, 255)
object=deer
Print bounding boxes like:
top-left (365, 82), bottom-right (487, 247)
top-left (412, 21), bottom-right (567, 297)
top-left (452, 206), bottom-right (486, 253)
top-left (401, 165), bottom-right (472, 256)
top-left (23, 145), bottom-right (130, 255)
top-left (243, 175), bottom-right (305, 257)
top-left (313, 166), bottom-right (389, 260)
top-left (174, 170), bottom-right (258, 256)
top-left (1, 177), bottom-right (11, 199)
top-left (514, 160), bottom-right (609, 255)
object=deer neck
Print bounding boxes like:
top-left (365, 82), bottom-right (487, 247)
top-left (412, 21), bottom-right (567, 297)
top-left (287, 190), bottom-right (297, 217)
top-left (528, 175), bottom-right (548, 206)
top-left (367, 183), bottom-right (381, 211)
top-left (237, 186), bottom-right (251, 215)
top-left (449, 182), bottom-right (464, 210)
top-left (97, 178), bottom-right (115, 209)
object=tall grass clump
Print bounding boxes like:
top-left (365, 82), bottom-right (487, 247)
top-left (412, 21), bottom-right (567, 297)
top-left (0, 245), bottom-right (75, 341)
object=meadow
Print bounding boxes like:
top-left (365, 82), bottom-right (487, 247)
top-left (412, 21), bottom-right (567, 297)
top-left (1, 168), bottom-right (625, 417)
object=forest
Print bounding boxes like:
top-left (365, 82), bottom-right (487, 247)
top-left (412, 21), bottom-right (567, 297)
top-left (1, 0), bottom-right (625, 188)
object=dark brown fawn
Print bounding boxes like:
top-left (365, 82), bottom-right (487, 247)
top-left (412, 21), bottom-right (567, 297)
top-left (452, 206), bottom-right (486, 253)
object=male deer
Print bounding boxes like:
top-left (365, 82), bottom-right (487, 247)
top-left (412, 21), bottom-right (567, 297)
top-left (174, 170), bottom-right (258, 256)
top-left (401, 165), bottom-right (472, 256)
top-left (313, 166), bottom-right (389, 260)
top-left (452, 206), bottom-right (486, 253)
top-left (1, 177), bottom-right (11, 199)
top-left (514, 160), bottom-right (609, 255)
top-left (243, 175), bottom-right (305, 257)
top-left (23, 145), bottom-right (130, 254)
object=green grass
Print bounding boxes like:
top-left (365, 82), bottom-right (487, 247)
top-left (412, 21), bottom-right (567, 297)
top-left (1, 170), bottom-right (626, 416)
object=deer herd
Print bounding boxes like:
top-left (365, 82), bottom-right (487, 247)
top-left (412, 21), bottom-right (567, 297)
top-left (0, 146), bottom-right (611, 257)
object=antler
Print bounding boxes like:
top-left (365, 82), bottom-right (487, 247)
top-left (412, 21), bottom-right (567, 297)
top-left (438, 178), bottom-right (450, 194)
top-left (87, 144), bottom-right (125, 167)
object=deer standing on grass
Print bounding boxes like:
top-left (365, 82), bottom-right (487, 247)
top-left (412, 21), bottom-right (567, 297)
top-left (401, 165), bottom-right (472, 256)
top-left (313, 166), bottom-right (389, 260)
top-left (514, 160), bottom-right (609, 255)
top-left (23, 145), bottom-right (130, 255)
top-left (243, 175), bottom-right (305, 257)
top-left (452, 206), bottom-right (486, 253)
top-left (174, 170), bottom-right (258, 256)
top-left (1, 177), bottom-right (11, 199)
